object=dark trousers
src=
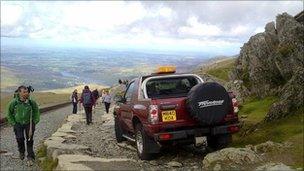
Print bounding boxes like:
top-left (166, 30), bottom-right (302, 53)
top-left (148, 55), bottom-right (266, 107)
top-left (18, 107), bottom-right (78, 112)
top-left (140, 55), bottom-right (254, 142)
top-left (13, 123), bottom-right (35, 159)
top-left (104, 102), bottom-right (111, 114)
top-left (84, 106), bottom-right (92, 124)
top-left (72, 102), bottom-right (77, 114)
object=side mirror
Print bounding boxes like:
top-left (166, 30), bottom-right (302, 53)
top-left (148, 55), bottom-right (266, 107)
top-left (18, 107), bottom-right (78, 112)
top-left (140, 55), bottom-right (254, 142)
top-left (114, 95), bottom-right (126, 103)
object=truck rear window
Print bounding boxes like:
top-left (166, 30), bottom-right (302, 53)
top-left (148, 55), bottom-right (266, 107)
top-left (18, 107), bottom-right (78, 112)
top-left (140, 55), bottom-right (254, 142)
top-left (146, 76), bottom-right (199, 99)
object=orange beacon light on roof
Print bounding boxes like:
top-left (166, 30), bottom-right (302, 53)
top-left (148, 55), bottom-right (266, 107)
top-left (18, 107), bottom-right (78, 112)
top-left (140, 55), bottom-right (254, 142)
top-left (155, 66), bottom-right (176, 74)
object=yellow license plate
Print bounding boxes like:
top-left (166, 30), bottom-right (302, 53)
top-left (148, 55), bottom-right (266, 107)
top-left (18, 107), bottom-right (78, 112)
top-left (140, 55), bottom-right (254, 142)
top-left (162, 110), bottom-right (177, 122)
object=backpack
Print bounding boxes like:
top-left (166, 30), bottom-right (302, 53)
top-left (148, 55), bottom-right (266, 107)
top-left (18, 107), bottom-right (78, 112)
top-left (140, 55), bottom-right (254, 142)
top-left (71, 93), bottom-right (78, 103)
top-left (83, 92), bottom-right (92, 106)
top-left (94, 90), bottom-right (100, 99)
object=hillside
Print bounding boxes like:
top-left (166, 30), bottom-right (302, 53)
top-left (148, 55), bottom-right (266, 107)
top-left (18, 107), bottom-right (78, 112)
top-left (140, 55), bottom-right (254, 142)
top-left (41, 83), bottom-right (108, 94)
top-left (193, 57), bottom-right (236, 84)
top-left (0, 92), bottom-right (70, 119)
top-left (0, 66), bottom-right (20, 91)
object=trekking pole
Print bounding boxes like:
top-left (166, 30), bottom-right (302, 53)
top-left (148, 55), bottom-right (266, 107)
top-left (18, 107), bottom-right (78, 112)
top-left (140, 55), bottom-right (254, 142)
top-left (28, 107), bottom-right (33, 141)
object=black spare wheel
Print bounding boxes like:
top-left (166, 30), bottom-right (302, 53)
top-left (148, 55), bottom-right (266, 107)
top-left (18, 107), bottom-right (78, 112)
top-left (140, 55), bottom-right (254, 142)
top-left (186, 82), bottom-right (231, 125)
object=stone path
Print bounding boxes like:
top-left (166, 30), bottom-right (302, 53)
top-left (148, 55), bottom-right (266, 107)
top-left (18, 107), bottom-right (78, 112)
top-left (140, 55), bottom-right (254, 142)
top-left (45, 105), bottom-right (207, 170)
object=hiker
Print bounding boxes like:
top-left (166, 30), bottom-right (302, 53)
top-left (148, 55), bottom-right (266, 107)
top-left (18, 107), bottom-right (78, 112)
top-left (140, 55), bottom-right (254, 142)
top-left (103, 91), bottom-right (111, 114)
top-left (100, 90), bottom-right (106, 104)
top-left (98, 89), bottom-right (103, 105)
top-left (80, 85), bottom-right (95, 125)
top-left (6, 85), bottom-right (40, 166)
top-left (92, 89), bottom-right (99, 102)
top-left (70, 89), bottom-right (78, 114)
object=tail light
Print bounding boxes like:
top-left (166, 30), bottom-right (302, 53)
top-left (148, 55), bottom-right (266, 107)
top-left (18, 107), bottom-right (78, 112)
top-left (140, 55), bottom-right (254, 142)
top-left (228, 125), bottom-right (240, 133)
top-left (148, 105), bottom-right (159, 124)
top-left (223, 92), bottom-right (239, 122)
top-left (159, 133), bottom-right (173, 140)
top-left (232, 98), bottom-right (239, 114)
top-left (229, 91), bottom-right (239, 114)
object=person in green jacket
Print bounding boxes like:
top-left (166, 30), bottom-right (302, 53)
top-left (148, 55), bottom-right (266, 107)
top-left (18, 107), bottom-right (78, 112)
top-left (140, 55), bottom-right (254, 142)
top-left (6, 85), bottom-right (40, 166)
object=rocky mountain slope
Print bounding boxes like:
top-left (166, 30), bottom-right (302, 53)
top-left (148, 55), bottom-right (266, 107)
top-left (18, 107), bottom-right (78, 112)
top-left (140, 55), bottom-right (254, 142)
top-left (229, 12), bottom-right (304, 122)
top-left (191, 12), bottom-right (303, 169)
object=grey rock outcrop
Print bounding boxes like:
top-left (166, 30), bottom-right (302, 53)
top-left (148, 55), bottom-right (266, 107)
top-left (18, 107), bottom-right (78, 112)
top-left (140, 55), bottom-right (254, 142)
top-left (202, 141), bottom-right (294, 170)
top-left (246, 141), bottom-right (292, 154)
top-left (255, 162), bottom-right (294, 171)
top-left (225, 80), bottom-right (250, 103)
top-left (202, 147), bottom-right (261, 169)
top-left (232, 12), bottom-right (304, 121)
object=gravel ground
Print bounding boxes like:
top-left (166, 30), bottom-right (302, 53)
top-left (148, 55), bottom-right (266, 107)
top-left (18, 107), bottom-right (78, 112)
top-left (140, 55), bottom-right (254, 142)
top-left (0, 105), bottom-right (72, 171)
top-left (67, 104), bottom-right (208, 170)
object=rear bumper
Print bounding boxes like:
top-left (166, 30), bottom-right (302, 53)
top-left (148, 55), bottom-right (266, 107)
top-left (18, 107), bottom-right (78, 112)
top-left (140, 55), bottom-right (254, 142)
top-left (153, 123), bottom-right (240, 141)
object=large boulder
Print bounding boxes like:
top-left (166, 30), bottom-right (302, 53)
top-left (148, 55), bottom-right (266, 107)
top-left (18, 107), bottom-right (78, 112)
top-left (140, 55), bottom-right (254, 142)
top-left (203, 141), bottom-right (294, 170)
top-left (202, 147), bottom-right (261, 169)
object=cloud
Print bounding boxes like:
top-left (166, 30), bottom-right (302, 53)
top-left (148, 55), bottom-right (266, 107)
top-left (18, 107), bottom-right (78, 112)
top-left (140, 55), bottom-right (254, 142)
top-left (229, 25), bottom-right (250, 36)
top-left (60, 2), bottom-right (147, 31)
top-left (1, 1), bottom-right (302, 55)
top-left (178, 16), bottom-right (222, 36)
top-left (254, 27), bottom-right (265, 34)
top-left (1, 4), bottom-right (23, 26)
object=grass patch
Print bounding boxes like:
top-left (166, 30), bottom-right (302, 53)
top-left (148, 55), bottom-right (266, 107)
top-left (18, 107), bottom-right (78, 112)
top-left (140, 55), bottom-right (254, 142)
top-left (205, 58), bottom-right (235, 81)
top-left (232, 109), bottom-right (303, 146)
top-left (194, 58), bottom-right (236, 81)
top-left (31, 93), bottom-right (70, 107)
top-left (37, 144), bottom-right (47, 158)
top-left (0, 67), bottom-right (20, 90)
top-left (231, 107), bottom-right (303, 168)
top-left (288, 133), bottom-right (304, 168)
top-left (40, 157), bottom-right (58, 171)
top-left (37, 145), bottom-right (58, 171)
top-left (238, 96), bottom-right (278, 124)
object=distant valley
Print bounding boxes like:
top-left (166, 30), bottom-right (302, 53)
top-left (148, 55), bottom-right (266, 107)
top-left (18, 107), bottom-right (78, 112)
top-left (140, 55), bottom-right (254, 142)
top-left (1, 45), bottom-right (212, 92)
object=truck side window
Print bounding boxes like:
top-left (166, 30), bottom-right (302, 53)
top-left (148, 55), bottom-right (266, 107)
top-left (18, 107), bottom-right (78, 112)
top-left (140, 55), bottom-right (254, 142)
top-left (124, 81), bottom-right (135, 102)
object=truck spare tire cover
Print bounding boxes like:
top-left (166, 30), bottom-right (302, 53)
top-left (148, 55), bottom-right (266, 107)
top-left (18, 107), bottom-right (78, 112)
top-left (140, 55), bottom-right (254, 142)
top-left (186, 82), bottom-right (231, 125)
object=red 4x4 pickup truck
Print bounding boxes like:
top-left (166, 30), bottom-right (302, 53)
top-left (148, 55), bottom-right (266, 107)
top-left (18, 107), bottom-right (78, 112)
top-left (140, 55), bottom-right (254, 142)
top-left (114, 66), bottom-right (239, 160)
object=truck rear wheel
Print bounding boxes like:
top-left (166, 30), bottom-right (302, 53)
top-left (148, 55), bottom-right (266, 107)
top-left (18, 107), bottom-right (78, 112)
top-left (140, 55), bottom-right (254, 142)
top-left (207, 134), bottom-right (232, 151)
top-left (114, 116), bottom-right (126, 143)
top-left (135, 124), bottom-right (156, 160)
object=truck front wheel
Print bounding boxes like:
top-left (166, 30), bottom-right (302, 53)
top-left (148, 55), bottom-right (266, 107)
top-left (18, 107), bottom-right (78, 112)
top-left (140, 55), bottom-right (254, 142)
top-left (114, 116), bottom-right (126, 143)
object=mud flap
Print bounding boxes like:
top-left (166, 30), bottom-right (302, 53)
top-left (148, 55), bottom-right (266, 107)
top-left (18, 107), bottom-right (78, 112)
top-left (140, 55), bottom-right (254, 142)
top-left (146, 137), bottom-right (161, 153)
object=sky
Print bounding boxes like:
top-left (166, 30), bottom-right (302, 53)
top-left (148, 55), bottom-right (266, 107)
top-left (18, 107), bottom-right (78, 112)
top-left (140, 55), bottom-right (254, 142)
top-left (1, 1), bottom-right (303, 56)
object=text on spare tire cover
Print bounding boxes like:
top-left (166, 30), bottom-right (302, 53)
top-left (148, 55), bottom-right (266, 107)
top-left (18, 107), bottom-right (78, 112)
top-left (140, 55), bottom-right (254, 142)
top-left (198, 100), bottom-right (224, 108)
